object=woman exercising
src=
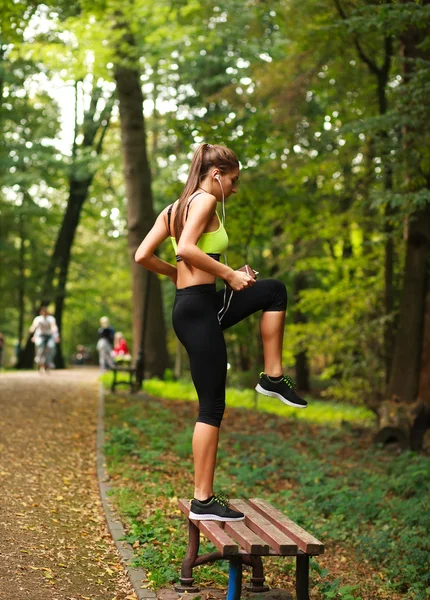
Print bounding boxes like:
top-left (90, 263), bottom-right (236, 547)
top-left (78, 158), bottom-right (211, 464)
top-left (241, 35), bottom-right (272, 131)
top-left (135, 143), bottom-right (307, 522)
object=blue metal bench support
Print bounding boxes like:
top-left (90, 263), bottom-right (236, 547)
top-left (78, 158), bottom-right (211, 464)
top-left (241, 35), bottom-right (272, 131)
top-left (226, 557), bottom-right (243, 600)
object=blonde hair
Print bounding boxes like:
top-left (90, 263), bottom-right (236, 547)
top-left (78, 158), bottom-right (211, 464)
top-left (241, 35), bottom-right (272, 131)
top-left (100, 316), bottom-right (110, 327)
top-left (174, 143), bottom-right (239, 242)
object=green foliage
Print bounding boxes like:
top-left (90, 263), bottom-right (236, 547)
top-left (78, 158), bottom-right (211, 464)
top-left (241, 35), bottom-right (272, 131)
top-left (3, 0), bottom-right (430, 401)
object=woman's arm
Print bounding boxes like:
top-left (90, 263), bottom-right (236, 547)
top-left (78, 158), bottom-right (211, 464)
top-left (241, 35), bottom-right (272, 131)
top-left (29, 317), bottom-right (38, 334)
top-left (177, 194), bottom-right (254, 290)
top-left (50, 317), bottom-right (60, 342)
top-left (134, 208), bottom-right (177, 283)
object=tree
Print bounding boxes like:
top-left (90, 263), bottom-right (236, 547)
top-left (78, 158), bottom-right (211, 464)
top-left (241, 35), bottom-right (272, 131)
top-left (376, 0), bottom-right (430, 449)
top-left (17, 79), bottom-right (114, 368)
top-left (113, 16), bottom-right (169, 377)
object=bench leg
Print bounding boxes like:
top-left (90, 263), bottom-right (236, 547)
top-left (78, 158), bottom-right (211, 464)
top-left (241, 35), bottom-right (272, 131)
top-left (129, 370), bottom-right (134, 393)
top-left (296, 554), bottom-right (310, 600)
top-left (244, 555), bottom-right (270, 592)
top-left (226, 557), bottom-right (243, 600)
top-left (175, 519), bottom-right (200, 593)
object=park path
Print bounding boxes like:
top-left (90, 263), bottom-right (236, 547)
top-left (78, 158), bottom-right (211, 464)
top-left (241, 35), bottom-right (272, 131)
top-left (0, 369), bottom-right (136, 600)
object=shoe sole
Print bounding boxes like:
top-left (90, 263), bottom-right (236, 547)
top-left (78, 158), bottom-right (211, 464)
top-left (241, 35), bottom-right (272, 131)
top-left (255, 384), bottom-right (308, 409)
top-left (189, 511), bottom-right (245, 522)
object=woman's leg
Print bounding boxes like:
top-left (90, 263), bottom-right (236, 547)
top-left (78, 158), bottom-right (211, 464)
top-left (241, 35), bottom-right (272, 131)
top-left (260, 310), bottom-right (285, 377)
top-left (192, 423), bottom-right (219, 500)
top-left (173, 290), bottom-right (226, 499)
top-left (220, 279), bottom-right (287, 371)
top-left (173, 287), bottom-right (245, 519)
top-left (219, 279), bottom-right (307, 408)
top-left (47, 337), bottom-right (56, 368)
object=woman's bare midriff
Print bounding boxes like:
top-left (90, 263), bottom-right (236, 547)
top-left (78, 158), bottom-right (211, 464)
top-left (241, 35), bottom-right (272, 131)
top-left (176, 264), bottom-right (217, 289)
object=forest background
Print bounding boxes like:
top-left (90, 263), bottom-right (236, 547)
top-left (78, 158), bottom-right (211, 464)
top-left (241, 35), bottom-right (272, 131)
top-left (1, 0), bottom-right (430, 449)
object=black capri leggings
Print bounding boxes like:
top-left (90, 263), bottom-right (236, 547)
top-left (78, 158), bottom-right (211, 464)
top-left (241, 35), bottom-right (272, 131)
top-left (172, 279), bottom-right (287, 428)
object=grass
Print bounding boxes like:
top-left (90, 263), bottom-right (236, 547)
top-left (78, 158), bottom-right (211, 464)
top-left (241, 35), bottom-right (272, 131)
top-left (102, 383), bottom-right (430, 600)
top-left (100, 372), bottom-right (374, 426)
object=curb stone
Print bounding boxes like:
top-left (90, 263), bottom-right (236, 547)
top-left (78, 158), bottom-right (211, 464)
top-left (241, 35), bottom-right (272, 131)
top-left (97, 384), bottom-right (157, 600)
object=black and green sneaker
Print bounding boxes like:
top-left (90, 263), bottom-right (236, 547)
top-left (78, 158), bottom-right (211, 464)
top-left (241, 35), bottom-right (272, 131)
top-left (189, 494), bottom-right (245, 522)
top-left (255, 373), bottom-right (308, 409)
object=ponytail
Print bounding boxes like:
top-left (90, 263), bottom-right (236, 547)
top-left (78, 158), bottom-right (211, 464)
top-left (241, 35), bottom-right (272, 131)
top-left (174, 143), bottom-right (239, 242)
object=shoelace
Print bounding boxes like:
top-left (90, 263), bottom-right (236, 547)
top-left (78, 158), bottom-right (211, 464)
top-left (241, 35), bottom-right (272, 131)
top-left (214, 493), bottom-right (230, 507)
top-left (260, 372), bottom-right (296, 389)
top-left (282, 375), bottom-right (296, 389)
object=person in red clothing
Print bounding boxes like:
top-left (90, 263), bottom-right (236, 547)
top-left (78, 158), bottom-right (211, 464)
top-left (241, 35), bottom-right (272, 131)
top-left (112, 332), bottom-right (131, 363)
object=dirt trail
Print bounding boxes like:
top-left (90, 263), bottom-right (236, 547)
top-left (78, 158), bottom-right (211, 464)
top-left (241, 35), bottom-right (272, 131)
top-left (0, 369), bottom-right (136, 600)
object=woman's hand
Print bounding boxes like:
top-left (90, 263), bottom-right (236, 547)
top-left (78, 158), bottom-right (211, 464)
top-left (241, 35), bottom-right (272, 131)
top-left (226, 269), bottom-right (256, 292)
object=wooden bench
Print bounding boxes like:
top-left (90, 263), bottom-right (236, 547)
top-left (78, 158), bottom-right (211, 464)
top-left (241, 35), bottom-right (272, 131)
top-left (111, 362), bottom-right (137, 393)
top-left (176, 498), bottom-right (324, 600)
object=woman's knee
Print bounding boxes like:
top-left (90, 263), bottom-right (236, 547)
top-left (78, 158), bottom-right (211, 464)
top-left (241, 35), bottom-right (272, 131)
top-left (197, 396), bottom-right (225, 428)
top-left (263, 279), bottom-right (287, 312)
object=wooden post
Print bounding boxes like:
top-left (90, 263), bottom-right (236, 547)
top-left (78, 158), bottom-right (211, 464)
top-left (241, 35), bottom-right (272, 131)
top-left (175, 519), bottom-right (200, 592)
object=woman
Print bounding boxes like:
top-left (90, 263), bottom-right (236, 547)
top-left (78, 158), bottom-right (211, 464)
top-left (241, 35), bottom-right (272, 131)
top-left (135, 143), bottom-right (307, 522)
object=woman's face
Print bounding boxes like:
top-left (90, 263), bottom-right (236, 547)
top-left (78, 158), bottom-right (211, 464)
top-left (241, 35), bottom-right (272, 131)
top-left (219, 168), bottom-right (240, 199)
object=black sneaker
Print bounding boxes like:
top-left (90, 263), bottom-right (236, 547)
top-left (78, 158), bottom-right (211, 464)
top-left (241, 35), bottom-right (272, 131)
top-left (189, 494), bottom-right (245, 522)
top-left (255, 373), bottom-right (308, 409)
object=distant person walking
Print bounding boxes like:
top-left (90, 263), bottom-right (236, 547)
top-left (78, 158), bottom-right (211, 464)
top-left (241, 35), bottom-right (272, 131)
top-left (135, 143), bottom-right (307, 523)
top-left (97, 317), bottom-right (115, 371)
top-left (29, 306), bottom-right (60, 369)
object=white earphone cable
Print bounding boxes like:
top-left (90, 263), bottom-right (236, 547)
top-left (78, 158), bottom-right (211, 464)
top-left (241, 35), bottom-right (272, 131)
top-left (216, 176), bottom-right (233, 324)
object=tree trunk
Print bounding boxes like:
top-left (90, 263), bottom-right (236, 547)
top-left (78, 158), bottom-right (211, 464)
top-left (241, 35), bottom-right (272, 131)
top-left (375, 4), bottom-right (430, 449)
top-left (53, 178), bottom-right (92, 368)
top-left (293, 271), bottom-right (310, 391)
top-left (377, 77), bottom-right (395, 385)
top-left (114, 61), bottom-right (169, 378)
top-left (415, 279), bottom-right (430, 448)
top-left (16, 178), bottom-right (91, 369)
top-left (376, 204), bottom-right (430, 449)
top-left (17, 209), bottom-right (25, 355)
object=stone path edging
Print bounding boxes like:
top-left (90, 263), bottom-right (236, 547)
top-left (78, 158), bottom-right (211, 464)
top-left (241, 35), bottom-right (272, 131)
top-left (97, 384), bottom-right (157, 600)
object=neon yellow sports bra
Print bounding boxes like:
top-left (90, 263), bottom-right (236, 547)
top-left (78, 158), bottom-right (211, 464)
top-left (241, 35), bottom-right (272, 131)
top-left (167, 192), bottom-right (229, 262)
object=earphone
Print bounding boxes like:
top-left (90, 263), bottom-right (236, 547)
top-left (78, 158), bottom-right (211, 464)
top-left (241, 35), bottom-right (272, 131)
top-left (213, 173), bottom-right (233, 323)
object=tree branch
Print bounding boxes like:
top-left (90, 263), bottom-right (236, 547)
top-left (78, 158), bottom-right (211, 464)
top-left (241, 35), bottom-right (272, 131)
top-left (94, 97), bottom-right (115, 156)
top-left (333, 0), bottom-right (381, 76)
top-left (382, 35), bottom-right (393, 80)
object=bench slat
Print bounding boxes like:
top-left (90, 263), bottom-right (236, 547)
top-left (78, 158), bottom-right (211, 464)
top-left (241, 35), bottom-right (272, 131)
top-left (224, 519), bottom-right (270, 555)
top-left (178, 499), bottom-right (239, 556)
top-left (248, 498), bottom-right (324, 555)
top-left (230, 499), bottom-right (298, 555)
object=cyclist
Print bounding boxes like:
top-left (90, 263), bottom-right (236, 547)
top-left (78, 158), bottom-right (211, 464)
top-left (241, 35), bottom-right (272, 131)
top-left (29, 306), bottom-right (60, 370)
